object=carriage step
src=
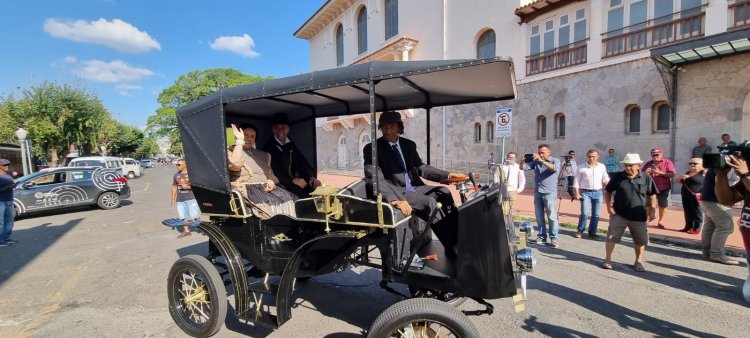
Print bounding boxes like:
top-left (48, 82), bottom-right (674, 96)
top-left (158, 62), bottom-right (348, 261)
top-left (247, 281), bottom-right (280, 295)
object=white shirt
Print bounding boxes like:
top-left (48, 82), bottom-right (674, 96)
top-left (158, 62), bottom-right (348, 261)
top-left (573, 162), bottom-right (609, 190)
top-left (501, 163), bottom-right (525, 193)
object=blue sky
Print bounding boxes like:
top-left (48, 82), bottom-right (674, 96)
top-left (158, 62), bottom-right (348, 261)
top-left (0, 0), bottom-right (323, 128)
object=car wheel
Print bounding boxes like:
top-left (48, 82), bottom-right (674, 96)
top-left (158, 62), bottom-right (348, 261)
top-left (126, 171), bottom-right (135, 179)
top-left (97, 192), bottom-right (121, 210)
top-left (368, 298), bottom-right (479, 338)
top-left (168, 255), bottom-right (228, 337)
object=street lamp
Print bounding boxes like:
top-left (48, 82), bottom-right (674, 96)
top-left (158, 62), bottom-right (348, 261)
top-left (15, 128), bottom-right (29, 176)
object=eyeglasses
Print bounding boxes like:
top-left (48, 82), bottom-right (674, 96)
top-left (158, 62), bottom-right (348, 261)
top-left (688, 163), bottom-right (699, 165)
top-left (651, 154), bottom-right (660, 157)
top-left (624, 164), bottom-right (639, 167)
top-left (176, 163), bottom-right (184, 167)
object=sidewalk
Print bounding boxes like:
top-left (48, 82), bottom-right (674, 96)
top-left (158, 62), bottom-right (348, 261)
top-left (318, 173), bottom-right (746, 255)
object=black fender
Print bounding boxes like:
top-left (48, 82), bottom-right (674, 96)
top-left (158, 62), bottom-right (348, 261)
top-left (275, 231), bottom-right (363, 327)
top-left (195, 222), bottom-right (252, 319)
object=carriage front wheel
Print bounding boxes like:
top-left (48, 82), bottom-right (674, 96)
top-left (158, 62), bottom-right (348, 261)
top-left (167, 255), bottom-right (228, 337)
top-left (367, 298), bottom-right (479, 338)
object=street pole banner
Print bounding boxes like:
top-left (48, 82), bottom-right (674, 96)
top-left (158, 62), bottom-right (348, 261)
top-left (495, 108), bottom-right (512, 138)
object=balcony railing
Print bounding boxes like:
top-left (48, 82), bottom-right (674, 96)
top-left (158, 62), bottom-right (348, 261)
top-left (730, 0), bottom-right (750, 29)
top-left (602, 5), bottom-right (706, 58)
top-left (526, 41), bottom-right (587, 76)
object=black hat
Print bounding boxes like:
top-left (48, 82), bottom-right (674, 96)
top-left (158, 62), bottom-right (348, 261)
top-left (378, 111), bottom-right (402, 125)
top-left (0, 159), bottom-right (10, 166)
top-left (271, 113), bottom-right (290, 125)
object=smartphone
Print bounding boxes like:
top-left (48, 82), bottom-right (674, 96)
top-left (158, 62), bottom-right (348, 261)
top-left (524, 153), bottom-right (534, 163)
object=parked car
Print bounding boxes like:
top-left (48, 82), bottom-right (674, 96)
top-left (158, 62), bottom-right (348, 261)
top-left (139, 159), bottom-right (155, 168)
top-left (122, 157), bottom-right (142, 179)
top-left (69, 156), bottom-right (125, 176)
top-left (12, 167), bottom-right (131, 218)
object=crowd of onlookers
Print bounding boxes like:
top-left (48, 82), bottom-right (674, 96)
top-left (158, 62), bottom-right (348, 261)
top-left (501, 133), bottom-right (750, 272)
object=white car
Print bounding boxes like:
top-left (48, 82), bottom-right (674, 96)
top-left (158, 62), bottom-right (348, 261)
top-left (69, 156), bottom-right (125, 176)
top-left (122, 158), bottom-right (142, 179)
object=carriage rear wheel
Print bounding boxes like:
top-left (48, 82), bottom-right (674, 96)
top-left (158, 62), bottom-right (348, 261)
top-left (367, 298), bottom-right (479, 338)
top-left (167, 255), bottom-right (227, 337)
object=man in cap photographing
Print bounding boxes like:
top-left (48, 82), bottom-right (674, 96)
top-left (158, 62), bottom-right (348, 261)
top-left (603, 153), bottom-right (658, 272)
top-left (0, 159), bottom-right (17, 247)
top-left (363, 111), bottom-right (467, 256)
top-left (642, 147), bottom-right (675, 229)
top-left (263, 113), bottom-right (321, 198)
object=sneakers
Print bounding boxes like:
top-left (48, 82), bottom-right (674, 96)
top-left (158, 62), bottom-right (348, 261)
top-left (710, 255), bottom-right (739, 265)
top-left (589, 233), bottom-right (600, 240)
top-left (656, 224), bottom-right (666, 229)
top-left (549, 240), bottom-right (560, 248)
top-left (177, 231), bottom-right (192, 238)
top-left (5, 239), bottom-right (18, 244)
top-left (534, 236), bottom-right (546, 245)
top-left (575, 231), bottom-right (582, 238)
top-left (687, 229), bottom-right (700, 235)
top-left (0, 242), bottom-right (9, 247)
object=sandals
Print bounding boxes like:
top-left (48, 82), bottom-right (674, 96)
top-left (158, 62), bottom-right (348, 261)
top-left (177, 231), bottom-right (192, 238)
top-left (633, 262), bottom-right (646, 272)
top-left (600, 261), bottom-right (613, 270)
top-left (656, 224), bottom-right (665, 229)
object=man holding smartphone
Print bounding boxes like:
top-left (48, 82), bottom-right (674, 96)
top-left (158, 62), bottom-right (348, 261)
top-left (642, 148), bottom-right (675, 229)
top-left (520, 144), bottom-right (562, 248)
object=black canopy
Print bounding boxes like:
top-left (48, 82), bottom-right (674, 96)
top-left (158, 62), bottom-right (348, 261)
top-left (177, 57), bottom-right (516, 194)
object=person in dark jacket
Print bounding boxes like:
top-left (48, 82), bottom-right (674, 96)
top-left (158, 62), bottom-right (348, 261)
top-left (262, 113), bottom-right (321, 198)
top-left (362, 111), bottom-right (466, 256)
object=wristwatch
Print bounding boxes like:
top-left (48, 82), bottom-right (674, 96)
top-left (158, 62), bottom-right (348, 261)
top-left (739, 172), bottom-right (750, 178)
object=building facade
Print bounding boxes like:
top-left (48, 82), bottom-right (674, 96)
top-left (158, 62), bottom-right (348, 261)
top-left (295, 0), bottom-right (750, 180)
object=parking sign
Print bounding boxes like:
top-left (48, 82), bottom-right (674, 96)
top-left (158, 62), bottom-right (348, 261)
top-left (495, 108), bottom-right (512, 138)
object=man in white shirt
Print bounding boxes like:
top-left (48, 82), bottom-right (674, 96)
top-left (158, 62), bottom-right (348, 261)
top-left (501, 152), bottom-right (526, 215)
top-left (573, 149), bottom-right (610, 239)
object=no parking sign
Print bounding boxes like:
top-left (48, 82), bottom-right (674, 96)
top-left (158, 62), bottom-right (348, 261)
top-left (495, 108), bottom-right (512, 138)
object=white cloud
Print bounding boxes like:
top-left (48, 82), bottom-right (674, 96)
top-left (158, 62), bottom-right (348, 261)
top-left (209, 34), bottom-right (259, 57)
top-left (43, 18), bottom-right (161, 53)
top-left (63, 56), bottom-right (77, 64)
top-left (115, 84), bottom-right (143, 96)
top-left (73, 59), bottom-right (154, 83)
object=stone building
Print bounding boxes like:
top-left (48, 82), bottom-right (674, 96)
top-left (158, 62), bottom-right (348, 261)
top-left (295, 0), bottom-right (750, 181)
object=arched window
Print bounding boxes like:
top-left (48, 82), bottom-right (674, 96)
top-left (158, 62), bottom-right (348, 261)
top-left (477, 30), bottom-right (496, 59)
top-left (359, 131), bottom-right (372, 164)
top-left (655, 103), bottom-right (670, 132)
top-left (474, 123), bottom-right (481, 143)
top-left (337, 135), bottom-right (347, 170)
top-left (335, 24), bottom-right (344, 66)
top-left (554, 113), bottom-right (566, 138)
top-left (537, 115), bottom-right (547, 140)
top-left (385, 0), bottom-right (398, 39)
top-left (486, 121), bottom-right (495, 142)
top-left (627, 106), bottom-right (641, 134)
top-left (357, 7), bottom-right (368, 55)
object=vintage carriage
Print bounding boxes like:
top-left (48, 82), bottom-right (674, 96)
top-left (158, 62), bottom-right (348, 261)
top-left (166, 57), bottom-right (536, 337)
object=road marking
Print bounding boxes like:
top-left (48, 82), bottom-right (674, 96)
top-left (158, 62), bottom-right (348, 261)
top-left (18, 263), bottom-right (89, 337)
top-left (142, 183), bottom-right (150, 192)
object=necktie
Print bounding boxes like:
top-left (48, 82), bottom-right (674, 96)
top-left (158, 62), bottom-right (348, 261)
top-left (392, 144), bottom-right (414, 192)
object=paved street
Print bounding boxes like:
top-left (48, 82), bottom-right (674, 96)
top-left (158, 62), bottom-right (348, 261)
top-left (0, 167), bottom-right (748, 337)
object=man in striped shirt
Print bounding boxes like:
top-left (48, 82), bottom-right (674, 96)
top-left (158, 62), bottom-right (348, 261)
top-left (573, 149), bottom-right (610, 239)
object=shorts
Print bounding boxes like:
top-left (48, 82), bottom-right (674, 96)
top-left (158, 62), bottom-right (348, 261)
top-left (607, 214), bottom-right (649, 246)
top-left (656, 189), bottom-right (670, 208)
top-left (176, 199), bottom-right (201, 220)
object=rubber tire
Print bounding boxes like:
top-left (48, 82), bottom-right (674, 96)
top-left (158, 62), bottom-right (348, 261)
top-left (368, 298), bottom-right (480, 338)
top-left (97, 192), bottom-right (121, 210)
top-left (408, 286), bottom-right (467, 308)
top-left (126, 171), bottom-right (135, 179)
top-left (168, 255), bottom-right (228, 338)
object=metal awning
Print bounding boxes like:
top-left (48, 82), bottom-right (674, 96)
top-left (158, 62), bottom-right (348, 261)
top-left (652, 27), bottom-right (750, 65)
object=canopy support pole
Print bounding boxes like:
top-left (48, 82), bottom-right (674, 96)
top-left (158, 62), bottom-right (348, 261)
top-left (426, 107), bottom-right (432, 165)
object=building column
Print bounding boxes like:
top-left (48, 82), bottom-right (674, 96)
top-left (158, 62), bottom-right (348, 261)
top-left (588, 0), bottom-right (604, 64)
top-left (705, 0), bottom-right (729, 36)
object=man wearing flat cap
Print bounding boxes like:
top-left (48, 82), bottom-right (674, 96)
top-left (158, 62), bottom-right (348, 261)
top-left (263, 113), bottom-right (321, 198)
top-left (363, 111), bottom-right (467, 256)
top-left (0, 159), bottom-right (17, 247)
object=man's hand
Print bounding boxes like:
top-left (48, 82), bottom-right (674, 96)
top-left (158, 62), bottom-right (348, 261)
top-left (727, 154), bottom-right (750, 176)
top-left (292, 177), bottom-right (308, 189)
top-left (573, 193), bottom-right (580, 201)
top-left (265, 180), bottom-right (275, 192)
top-left (606, 205), bottom-right (615, 216)
top-left (646, 206), bottom-right (656, 222)
top-left (532, 153), bottom-right (542, 162)
top-left (171, 200), bottom-right (176, 208)
top-left (391, 200), bottom-right (412, 216)
top-left (309, 177), bottom-right (321, 188)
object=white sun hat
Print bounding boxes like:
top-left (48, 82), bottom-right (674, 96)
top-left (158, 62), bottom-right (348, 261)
top-left (620, 153), bottom-right (643, 164)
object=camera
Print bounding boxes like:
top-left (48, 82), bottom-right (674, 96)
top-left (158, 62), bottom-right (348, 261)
top-left (523, 153), bottom-right (534, 163)
top-left (702, 140), bottom-right (750, 169)
top-left (561, 155), bottom-right (572, 164)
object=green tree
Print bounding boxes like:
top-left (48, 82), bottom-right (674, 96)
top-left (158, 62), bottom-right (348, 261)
top-left (134, 136), bottom-right (159, 159)
top-left (146, 68), bottom-right (272, 153)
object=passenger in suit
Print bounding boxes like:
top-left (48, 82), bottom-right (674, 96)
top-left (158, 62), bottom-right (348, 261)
top-left (262, 113), bottom-right (321, 198)
top-left (363, 111), bottom-right (467, 256)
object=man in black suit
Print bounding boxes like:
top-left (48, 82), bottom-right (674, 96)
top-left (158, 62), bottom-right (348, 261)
top-left (363, 111), bottom-right (467, 255)
top-left (263, 113), bottom-right (321, 198)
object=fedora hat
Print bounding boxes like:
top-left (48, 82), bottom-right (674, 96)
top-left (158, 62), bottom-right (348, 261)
top-left (378, 111), bottom-right (402, 125)
top-left (620, 153), bottom-right (643, 164)
top-left (271, 113), bottom-right (290, 125)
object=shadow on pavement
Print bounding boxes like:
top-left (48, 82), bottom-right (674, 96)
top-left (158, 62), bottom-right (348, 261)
top-left (526, 277), bottom-right (724, 337)
top-left (523, 315), bottom-right (597, 337)
top-left (0, 218), bottom-right (83, 287)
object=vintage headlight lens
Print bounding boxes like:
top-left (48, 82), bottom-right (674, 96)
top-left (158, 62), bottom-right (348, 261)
top-left (518, 221), bottom-right (534, 236)
top-left (515, 247), bottom-right (536, 272)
